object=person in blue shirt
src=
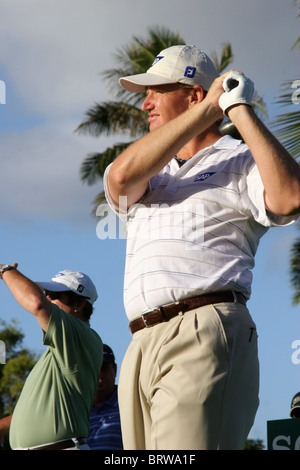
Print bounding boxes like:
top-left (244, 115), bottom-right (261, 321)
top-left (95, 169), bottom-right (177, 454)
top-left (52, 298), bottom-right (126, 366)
top-left (87, 344), bottom-right (123, 450)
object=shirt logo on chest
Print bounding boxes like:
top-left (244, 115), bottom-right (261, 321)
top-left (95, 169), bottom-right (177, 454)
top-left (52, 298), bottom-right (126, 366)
top-left (194, 172), bottom-right (215, 182)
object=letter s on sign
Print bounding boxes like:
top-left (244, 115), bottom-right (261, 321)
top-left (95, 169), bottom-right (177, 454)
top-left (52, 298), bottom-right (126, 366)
top-left (273, 435), bottom-right (291, 450)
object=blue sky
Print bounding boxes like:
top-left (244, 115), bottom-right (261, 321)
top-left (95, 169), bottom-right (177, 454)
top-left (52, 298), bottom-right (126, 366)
top-left (0, 0), bottom-right (299, 448)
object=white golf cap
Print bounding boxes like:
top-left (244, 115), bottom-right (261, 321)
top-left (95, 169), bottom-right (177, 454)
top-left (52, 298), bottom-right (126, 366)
top-left (119, 45), bottom-right (219, 93)
top-left (37, 269), bottom-right (98, 305)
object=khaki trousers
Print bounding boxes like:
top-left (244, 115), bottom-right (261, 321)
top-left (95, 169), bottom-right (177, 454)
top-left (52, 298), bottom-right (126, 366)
top-left (118, 302), bottom-right (259, 450)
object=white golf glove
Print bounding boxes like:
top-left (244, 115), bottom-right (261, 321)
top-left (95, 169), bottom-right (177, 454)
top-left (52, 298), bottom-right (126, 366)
top-left (219, 71), bottom-right (254, 116)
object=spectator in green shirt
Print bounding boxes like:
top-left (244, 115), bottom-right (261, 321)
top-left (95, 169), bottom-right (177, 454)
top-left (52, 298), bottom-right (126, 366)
top-left (0, 265), bottom-right (102, 450)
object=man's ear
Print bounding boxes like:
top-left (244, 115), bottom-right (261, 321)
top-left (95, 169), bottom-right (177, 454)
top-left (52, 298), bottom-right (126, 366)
top-left (189, 85), bottom-right (206, 105)
top-left (76, 297), bottom-right (88, 312)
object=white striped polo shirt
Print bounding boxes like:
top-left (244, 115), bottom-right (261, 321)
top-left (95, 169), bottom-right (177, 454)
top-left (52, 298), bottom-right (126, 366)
top-left (104, 136), bottom-right (296, 321)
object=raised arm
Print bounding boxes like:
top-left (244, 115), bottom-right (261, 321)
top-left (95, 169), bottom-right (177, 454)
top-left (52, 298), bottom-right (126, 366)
top-left (228, 105), bottom-right (300, 216)
top-left (0, 264), bottom-right (52, 332)
top-left (107, 85), bottom-right (223, 209)
top-left (218, 71), bottom-right (300, 217)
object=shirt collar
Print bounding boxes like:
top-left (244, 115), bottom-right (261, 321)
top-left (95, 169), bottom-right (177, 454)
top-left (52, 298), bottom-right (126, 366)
top-left (212, 134), bottom-right (243, 149)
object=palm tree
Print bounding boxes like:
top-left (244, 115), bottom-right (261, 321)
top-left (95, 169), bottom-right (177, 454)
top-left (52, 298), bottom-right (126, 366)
top-left (271, 0), bottom-right (300, 160)
top-left (271, 80), bottom-right (300, 159)
top-left (76, 27), bottom-right (185, 208)
top-left (76, 27), bottom-right (265, 211)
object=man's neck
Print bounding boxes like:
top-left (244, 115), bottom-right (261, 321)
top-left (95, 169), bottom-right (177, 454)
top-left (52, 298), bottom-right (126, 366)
top-left (176, 128), bottom-right (222, 162)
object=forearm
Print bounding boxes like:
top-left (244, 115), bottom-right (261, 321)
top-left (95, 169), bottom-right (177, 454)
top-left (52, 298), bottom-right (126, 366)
top-left (1, 265), bottom-right (51, 330)
top-left (228, 105), bottom-right (300, 216)
top-left (108, 100), bottom-right (221, 207)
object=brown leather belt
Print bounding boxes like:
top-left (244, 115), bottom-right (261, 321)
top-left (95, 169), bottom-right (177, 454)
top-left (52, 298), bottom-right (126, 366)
top-left (129, 291), bottom-right (247, 334)
top-left (30, 437), bottom-right (87, 450)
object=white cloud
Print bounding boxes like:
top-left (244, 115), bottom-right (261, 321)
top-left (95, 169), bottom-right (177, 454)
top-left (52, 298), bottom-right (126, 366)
top-left (0, 0), bottom-right (115, 115)
top-left (0, 120), bottom-right (105, 223)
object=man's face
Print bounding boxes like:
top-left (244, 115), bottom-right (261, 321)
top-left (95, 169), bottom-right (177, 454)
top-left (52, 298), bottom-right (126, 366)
top-left (45, 291), bottom-right (74, 314)
top-left (292, 408), bottom-right (300, 418)
top-left (141, 84), bottom-right (192, 132)
top-left (97, 362), bottom-right (116, 398)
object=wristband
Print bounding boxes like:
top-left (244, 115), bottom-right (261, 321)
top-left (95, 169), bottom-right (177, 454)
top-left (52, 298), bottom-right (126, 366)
top-left (0, 264), bottom-right (16, 279)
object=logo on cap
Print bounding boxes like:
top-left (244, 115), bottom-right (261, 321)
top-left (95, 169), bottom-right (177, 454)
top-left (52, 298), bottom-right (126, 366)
top-left (184, 66), bottom-right (196, 78)
top-left (151, 55), bottom-right (164, 67)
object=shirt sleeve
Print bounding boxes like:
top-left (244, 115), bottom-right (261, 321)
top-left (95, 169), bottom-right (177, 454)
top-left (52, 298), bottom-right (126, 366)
top-left (246, 161), bottom-right (298, 227)
top-left (103, 163), bottom-right (151, 219)
top-left (43, 304), bottom-right (94, 373)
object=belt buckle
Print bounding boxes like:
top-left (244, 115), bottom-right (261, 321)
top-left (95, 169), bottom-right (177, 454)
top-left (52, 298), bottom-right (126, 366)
top-left (141, 313), bottom-right (150, 328)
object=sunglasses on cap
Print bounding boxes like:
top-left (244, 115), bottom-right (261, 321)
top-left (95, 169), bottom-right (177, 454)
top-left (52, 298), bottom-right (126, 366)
top-left (44, 291), bottom-right (63, 300)
top-left (44, 290), bottom-right (90, 302)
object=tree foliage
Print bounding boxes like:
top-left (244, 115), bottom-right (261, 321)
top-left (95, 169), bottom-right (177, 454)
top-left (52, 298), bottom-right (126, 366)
top-left (271, 1), bottom-right (300, 305)
top-left (0, 319), bottom-right (38, 417)
top-left (271, 0), bottom-right (300, 160)
top-left (243, 438), bottom-right (265, 450)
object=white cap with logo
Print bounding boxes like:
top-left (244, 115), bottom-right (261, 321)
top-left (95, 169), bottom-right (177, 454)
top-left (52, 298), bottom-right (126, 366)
top-left (37, 270), bottom-right (98, 305)
top-left (119, 45), bottom-right (219, 93)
